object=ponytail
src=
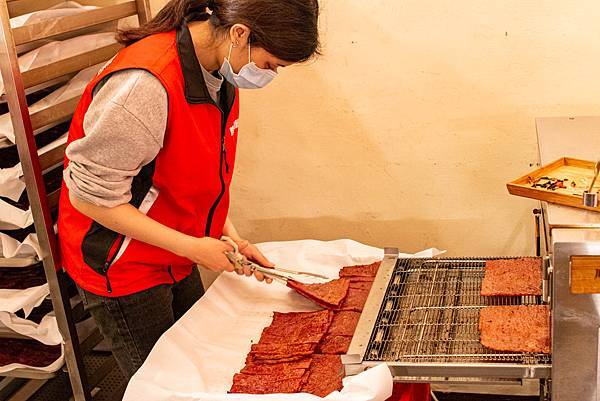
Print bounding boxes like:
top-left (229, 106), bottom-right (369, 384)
top-left (116, 0), bottom-right (212, 46)
top-left (118, 0), bottom-right (320, 63)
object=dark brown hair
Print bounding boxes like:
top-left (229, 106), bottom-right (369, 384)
top-left (117, 0), bottom-right (320, 63)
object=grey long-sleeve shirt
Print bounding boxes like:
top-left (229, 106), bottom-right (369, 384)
top-left (63, 66), bottom-right (223, 207)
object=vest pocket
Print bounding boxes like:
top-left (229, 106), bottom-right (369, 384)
top-left (81, 223), bottom-right (125, 293)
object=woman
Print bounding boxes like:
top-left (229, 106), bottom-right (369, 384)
top-left (57, 0), bottom-right (320, 379)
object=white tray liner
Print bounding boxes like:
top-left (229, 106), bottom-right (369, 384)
top-left (124, 239), bottom-right (443, 401)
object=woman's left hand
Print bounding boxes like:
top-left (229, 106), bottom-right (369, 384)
top-left (236, 239), bottom-right (275, 284)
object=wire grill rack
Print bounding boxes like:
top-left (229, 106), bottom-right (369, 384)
top-left (363, 258), bottom-right (551, 365)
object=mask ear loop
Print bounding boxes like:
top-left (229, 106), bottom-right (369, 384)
top-left (227, 43), bottom-right (233, 61)
top-left (248, 41), bottom-right (251, 63)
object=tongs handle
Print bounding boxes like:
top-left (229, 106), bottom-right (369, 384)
top-left (221, 236), bottom-right (288, 283)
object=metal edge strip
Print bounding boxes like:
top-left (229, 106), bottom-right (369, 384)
top-left (358, 361), bottom-right (551, 379)
top-left (343, 247), bottom-right (399, 369)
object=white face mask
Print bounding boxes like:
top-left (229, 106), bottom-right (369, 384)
top-left (219, 42), bottom-right (277, 89)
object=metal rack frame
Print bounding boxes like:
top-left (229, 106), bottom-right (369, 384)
top-left (345, 250), bottom-right (552, 381)
top-left (0, 1), bottom-right (151, 399)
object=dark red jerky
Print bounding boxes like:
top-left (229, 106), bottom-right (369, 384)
top-left (349, 281), bottom-right (374, 290)
top-left (229, 373), bottom-right (305, 394)
top-left (328, 311), bottom-right (361, 337)
top-left (0, 339), bottom-right (61, 367)
top-left (339, 261), bottom-right (381, 278)
top-left (301, 354), bottom-right (345, 397)
top-left (341, 288), bottom-right (370, 312)
top-left (259, 310), bottom-right (333, 345)
top-left (318, 334), bottom-right (353, 354)
top-left (347, 276), bottom-right (375, 283)
top-left (241, 357), bottom-right (312, 375)
top-left (246, 354), bottom-right (309, 364)
top-left (249, 343), bottom-right (317, 361)
top-left (287, 278), bottom-right (350, 310)
top-left (0, 265), bottom-right (46, 290)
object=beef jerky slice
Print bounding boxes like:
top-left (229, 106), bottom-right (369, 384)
top-left (318, 334), bottom-right (353, 354)
top-left (481, 258), bottom-right (542, 296)
top-left (301, 354), bottom-right (345, 397)
top-left (341, 288), bottom-right (370, 312)
top-left (328, 311), bottom-right (361, 337)
top-left (339, 261), bottom-right (381, 278)
top-left (479, 305), bottom-right (550, 354)
top-left (287, 278), bottom-right (350, 309)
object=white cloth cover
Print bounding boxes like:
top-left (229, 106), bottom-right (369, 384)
top-left (0, 32), bottom-right (116, 96)
top-left (124, 239), bottom-right (444, 401)
top-left (10, 2), bottom-right (97, 29)
top-left (0, 232), bottom-right (41, 260)
top-left (0, 133), bottom-right (68, 199)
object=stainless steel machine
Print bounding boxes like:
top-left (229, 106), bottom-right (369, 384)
top-left (344, 252), bottom-right (552, 396)
top-left (345, 117), bottom-right (600, 400)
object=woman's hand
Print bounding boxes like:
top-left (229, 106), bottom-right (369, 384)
top-left (235, 239), bottom-right (275, 284)
top-left (181, 237), bottom-right (235, 273)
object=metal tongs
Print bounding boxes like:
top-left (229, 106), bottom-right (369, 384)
top-left (220, 236), bottom-right (330, 284)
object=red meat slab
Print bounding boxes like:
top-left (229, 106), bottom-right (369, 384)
top-left (241, 357), bottom-right (312, 376)
top-left (479, 305), bottom-right (551, 354)
top-left (246, 354), bottom-right (310, 364)
top-left (328, 311), bottom-right (361, 337)
top-left (318, 334), bottom-right (353, 354)
top-left (0, 265), bottom-right (46, 290)
top-left (301, 354), bottom-right (345, 397)
top-left (339, 261), bottom-right (381, 278)
top-left (287, 278), bottom-right (350, 310)
top-left (481, 258), bottom-right (543, 296)
top-left (229, 373), bottom-right (305, 394)
top-left (259, 310), bottom-right (333, 344)
top-left (341, 288), bottom-right (370, 312)
top-left (249, 342), bottom-right (317, 361)
top-left (0, 339), bottom-right (61, 368)
top-left (349, 281), bottom-right (374, 290)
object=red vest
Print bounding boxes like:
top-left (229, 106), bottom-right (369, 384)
top-left (58, 25), bottom-right (239, 297)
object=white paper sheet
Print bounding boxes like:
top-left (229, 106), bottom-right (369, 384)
top-left (0, 232), bottom-right (41, 260)
top-left (0, 63), bottom-right (101, 145)
top-left (0, 312), bottom-right (61, 345)
top-left (0, 198), bottom-right (33, 230)
top-left (124, 239), bottom-right (443, 401)
top-left (0, 132), bottom-right (68, 200)
top-left (10, 2), bottom-right (97, 29)
top-left (0, 284), bottom-right (49, 316)
top-left (0, 32), bottom-right (116, 96)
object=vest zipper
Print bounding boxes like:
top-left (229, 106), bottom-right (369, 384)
top-left (103, 234), bottom-right (125, 293)
top-left (167, 265), bottom-right (176, 283)
top-left (205, 91), bottom-right (235, 237)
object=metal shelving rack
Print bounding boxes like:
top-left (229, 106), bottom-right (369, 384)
top-left (0, 1), bottom-right (151, 399)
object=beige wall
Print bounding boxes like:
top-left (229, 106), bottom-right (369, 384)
top-left (150, 0), bottom-right (600, 256)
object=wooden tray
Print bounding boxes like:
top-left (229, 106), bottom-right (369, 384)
top-left (507, 157), bottom-right (600, 213)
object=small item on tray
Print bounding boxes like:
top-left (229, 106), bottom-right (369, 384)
top-left (340, 288), bottom-right (370, 312)
top-left (0, 264), bottom-right (46, 290)
top-left (481, 257), bottom-right (542, 296)
top-left (287, 278), bottom-right (350, 310)
top-left (339, 261), bottom-right (381, 278)
top-left (328, 311), bottom-right (361, 337)
top-left (301, 354), bottom-right (345, 397)
top-left (318, 334), bottom-right (353, 354)
top-left (0, 338), bottom-right (61, 368)
top-left (479, 305), bottom-right (551, 354)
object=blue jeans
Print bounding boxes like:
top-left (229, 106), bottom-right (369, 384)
top-left (76, 268), bottom-right (204, 380)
